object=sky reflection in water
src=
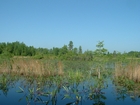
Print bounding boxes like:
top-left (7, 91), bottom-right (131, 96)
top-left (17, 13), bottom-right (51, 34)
top-left (0, 78), bottom-right (140, 105)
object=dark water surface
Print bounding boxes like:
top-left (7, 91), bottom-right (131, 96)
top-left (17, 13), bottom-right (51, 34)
top-left (0, 77), bottom-right (140, 105)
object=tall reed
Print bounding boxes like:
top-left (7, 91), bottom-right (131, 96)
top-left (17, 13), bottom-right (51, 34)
top-left (114, 60), bottom-right (140, 82)
top-left (0, 58), bottom-right (64, 77)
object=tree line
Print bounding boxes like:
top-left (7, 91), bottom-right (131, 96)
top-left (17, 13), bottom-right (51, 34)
top-left (0, 41), bottom-right (140, 60)
top-left (0, 41), bottom-right (83, 60)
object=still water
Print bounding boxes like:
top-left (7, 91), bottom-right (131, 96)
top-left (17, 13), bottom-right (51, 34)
top-left (0, 76), bottom-right (140, 105)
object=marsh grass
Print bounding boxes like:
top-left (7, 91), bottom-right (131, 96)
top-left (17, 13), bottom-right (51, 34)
top-left (0, 58), bottom-right (64, 77)
top-left (0, 57), bottom-right (111, 89)
top-left (114, 60), bottom-right (140, 83)
top-left (0, 58), bottom-right (90, 84)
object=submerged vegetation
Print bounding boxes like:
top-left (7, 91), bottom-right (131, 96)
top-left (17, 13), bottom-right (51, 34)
top-left (0, 41), bottom-right (140, 104)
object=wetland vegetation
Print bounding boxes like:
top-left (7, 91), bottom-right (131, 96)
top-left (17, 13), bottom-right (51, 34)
top-left (0, 41), bottom-right (140, 105)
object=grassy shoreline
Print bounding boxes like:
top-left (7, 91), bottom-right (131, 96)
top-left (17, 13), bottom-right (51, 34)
top-left (1, 57), bottom-right (140, 84)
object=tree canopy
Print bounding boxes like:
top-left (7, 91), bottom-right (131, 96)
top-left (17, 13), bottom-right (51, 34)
top-left (0, 41), bottom-right (139, 60)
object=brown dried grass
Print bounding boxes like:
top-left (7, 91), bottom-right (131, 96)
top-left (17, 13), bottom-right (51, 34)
top-left (115, 61), bottom-right (140, 82)
top-left (0, 58), bottom-right (64, 77)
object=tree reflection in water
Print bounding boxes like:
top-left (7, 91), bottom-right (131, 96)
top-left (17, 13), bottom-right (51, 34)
top-left (0, 74), bottom-right (140, 105)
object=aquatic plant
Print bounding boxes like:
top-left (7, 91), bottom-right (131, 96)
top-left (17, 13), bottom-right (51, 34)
top-left (17, 86), bottom-right (50, 105)
top-left (0, 74), bottom-right (9, 96)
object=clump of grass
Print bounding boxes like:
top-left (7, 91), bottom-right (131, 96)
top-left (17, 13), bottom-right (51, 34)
top-left (114, 62), bottom-right (125, 78)
top-left (114, 60), bottom-right (140, 83)
top-left (66, 70), bottom-right (85, 83)
top-left (57, 61), bottom-right (64, 75)
top-left (126, 64), bottom-right (140, 83)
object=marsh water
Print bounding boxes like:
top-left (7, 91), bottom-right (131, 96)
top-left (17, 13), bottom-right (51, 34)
top-left (0, 75), bottom-right (140, 105)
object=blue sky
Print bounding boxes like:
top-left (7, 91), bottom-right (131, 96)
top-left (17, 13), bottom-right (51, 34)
top-left (0, 0), bottom-right (140, 53)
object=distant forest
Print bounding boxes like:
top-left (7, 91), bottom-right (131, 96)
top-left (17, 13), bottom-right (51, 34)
top-left (0, 41), bottom-right (140, 60)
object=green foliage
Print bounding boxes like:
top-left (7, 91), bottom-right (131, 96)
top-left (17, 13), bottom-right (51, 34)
top-left (0, 41), bottom-right (36, 57)
top-left (33, 54), bottom-right (44, 59)
top-left (52, 47), bottom-right (59, 56)
top-left (68, 41), bottom-right (73, 51)
top-left (84, 50), bottom-right (93, 61)
top-left (127, 51), bottom-right (140, 58)
top-left (59, 45), bottom-right (68, 56)
top-left (0, 51), bottom-right (13, 58)
top-left (94, 41), bottom-right (108, 57)
top-left (0, 40), bottom-right (139, 61)
top-left (78, 46), bottom-right (82, 54)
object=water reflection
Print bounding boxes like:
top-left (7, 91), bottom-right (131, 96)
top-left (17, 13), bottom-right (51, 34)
top-left (0, 74), bottom-right (17, 96)
top-left (0, 75), bottom-right (140, 105)
top-left (114, 85), bottom-right (140, 102)
top-left (16, 77), bottom-right (108, 105)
